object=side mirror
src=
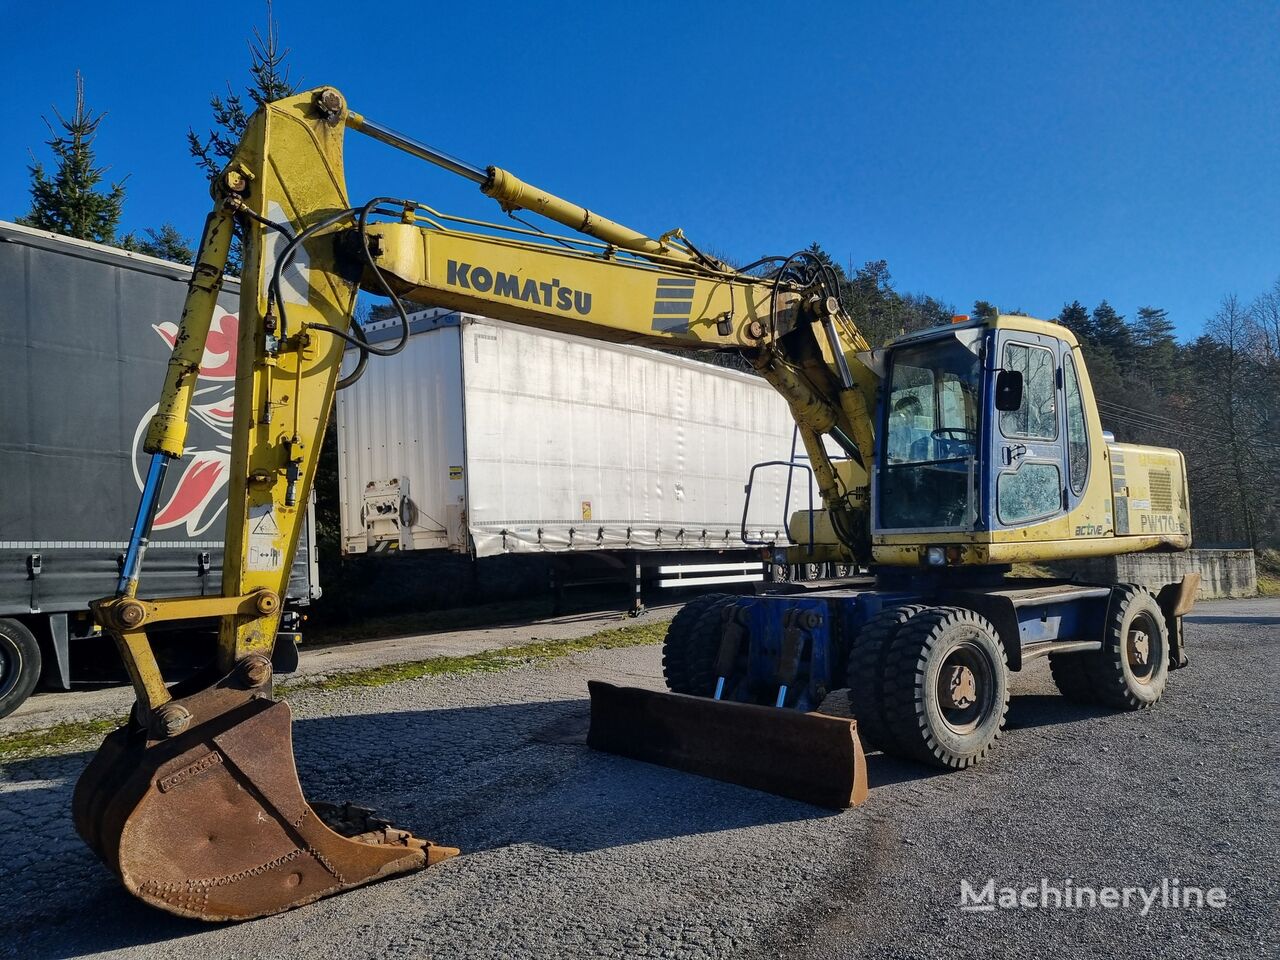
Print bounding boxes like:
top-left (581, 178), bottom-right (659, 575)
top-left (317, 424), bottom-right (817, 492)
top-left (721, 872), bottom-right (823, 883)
top-left (995, 369), bottom-right (1024, 412)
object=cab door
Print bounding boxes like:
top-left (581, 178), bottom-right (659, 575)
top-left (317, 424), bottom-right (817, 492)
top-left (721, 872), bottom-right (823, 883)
top-left (988, 330), bottom-right (1067, 531)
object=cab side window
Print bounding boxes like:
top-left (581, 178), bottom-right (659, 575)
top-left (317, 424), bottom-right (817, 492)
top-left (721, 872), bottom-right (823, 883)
top-left (1063, 354), bottom-right (1089, 495)
top-left (1000, 343), bottom-right (1057, 440)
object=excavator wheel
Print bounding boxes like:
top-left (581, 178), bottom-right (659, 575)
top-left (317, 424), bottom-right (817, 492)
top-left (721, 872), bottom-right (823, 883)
top-left (881, 606), bottom-right (1009, 769)
top-left (1089, 586), bottom-right (1170, 710)
top-left (844, 604), bottom-right (928, 751)
top-left (1049, 586), bottom-right (1170, 710)
top-left (661, 593), bottom-right (735, 695)
top-left (1047, 651), bottom-right (1096, 703)
top-left (73, 669), bottom-right (457, 921)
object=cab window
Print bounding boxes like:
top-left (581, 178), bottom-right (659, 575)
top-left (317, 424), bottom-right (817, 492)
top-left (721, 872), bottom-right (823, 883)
top-left (998, 463), bottom-right (1062, 524)
top-left (999, 343), bottom-right (1057, 441)
top-left (880, 336), bottom-right (981, 530)
top-left (1063, 354), bottom-right (1089, 495)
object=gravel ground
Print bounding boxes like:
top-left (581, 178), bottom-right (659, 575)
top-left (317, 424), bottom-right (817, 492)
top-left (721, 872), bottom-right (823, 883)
top-left (0, 598), bottom-right (1275, 960)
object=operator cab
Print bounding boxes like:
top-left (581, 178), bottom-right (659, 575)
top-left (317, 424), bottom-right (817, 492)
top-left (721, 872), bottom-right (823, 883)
top-left (867, 315), bottom-right (1100, 563)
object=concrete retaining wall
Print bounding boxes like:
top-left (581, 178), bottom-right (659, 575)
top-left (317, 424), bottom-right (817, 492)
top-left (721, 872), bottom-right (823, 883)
top-left (1045, 549), bottom-right (1257, 599)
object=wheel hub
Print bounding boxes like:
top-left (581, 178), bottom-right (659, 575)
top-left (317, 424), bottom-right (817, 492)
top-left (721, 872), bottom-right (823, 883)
top-left (940, 664), bottom-right (977, 710)
top-left (935, 639), bottom-right (995, 735)
top-left (1126, 624), bottom-right (1156, 683)
top-left (1130, 630), bottom-right (1150, 666)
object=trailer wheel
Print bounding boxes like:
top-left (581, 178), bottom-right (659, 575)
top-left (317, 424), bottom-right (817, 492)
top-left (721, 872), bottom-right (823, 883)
top-left (0, 619), bottom-right (42, 720)
top-left (882, 606), bottom-right (1009, 769)
top-left (1087, 586), bottom-right (1169, 710)
top-left (662, 593), bottom-right (734, 696)
top-left (844, 604), bottom-right (927, 750)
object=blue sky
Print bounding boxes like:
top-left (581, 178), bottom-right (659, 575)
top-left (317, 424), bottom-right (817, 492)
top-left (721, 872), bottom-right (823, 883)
top-left (2, 1), bottom-right (1276, 338)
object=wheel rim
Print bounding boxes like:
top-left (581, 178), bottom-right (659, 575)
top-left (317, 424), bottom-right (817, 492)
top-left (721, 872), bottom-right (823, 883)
top-left (1125, 612), bottom-right (1160, 685)
top-left (935, 640), bottom-right (996, 734)
top-left (0, 644), bottom-right (15, 699)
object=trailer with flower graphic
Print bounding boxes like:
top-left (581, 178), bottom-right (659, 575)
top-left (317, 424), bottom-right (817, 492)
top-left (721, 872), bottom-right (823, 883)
top-left (0, 220), bottom-right (317, 716)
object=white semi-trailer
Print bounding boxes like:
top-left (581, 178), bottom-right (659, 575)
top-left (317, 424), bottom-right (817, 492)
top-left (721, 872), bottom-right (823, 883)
top-left (335, 310), bottom-right (817, 593)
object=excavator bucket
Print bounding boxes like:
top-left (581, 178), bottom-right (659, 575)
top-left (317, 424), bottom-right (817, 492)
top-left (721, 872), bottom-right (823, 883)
top-left (73, 696), bottom-right (456, 921)
top-left (586, 682), bottom-right (868, 810)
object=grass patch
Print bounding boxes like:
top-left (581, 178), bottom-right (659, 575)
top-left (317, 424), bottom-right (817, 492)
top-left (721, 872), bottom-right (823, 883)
top-left (0, 715), bottom-right (121, 764)
top-left (1257, 549), bottom-right (1280, 597)
top-left (282, 619), bottom-right (669, 694)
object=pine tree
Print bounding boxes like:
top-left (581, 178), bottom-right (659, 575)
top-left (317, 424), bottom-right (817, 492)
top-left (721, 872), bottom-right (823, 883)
top-left (188, 1), bottom-right (296, 179)
top-left (1131, 305), bottom-right (1174, 346)
top-left (19, 73), bottom-right (126, 243)
top-left (1130, 305), bottom-right (1177, 388)
top-left (972, 300), bottom-right (997, 320)
top-left (1091, 300), bottom-right (1132, 359)
top-left (901, 292), bottom-right (955, 333)
top-left (1057, 300), bottom-right (1093, 342)
top-left (119, 223), bottom-right (196, 264)
top-left (803, 241), bottom-right (846, 277)
top-left (187, 0), bottom-right (297, 272)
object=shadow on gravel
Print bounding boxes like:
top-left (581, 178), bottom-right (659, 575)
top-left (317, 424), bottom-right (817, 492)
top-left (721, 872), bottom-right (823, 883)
top-left (291, 699), bottom-right (853, 857)
top-left (2, 697), bottom-right (842, 956)
top-left (863, 753), bottom-right (946, 789)
top-left (1003, 693), bottom-right (1111, 730)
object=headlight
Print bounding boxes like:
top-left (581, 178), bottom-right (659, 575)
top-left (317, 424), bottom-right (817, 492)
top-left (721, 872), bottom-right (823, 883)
top-left (926, 546), bottom-right (947, 566)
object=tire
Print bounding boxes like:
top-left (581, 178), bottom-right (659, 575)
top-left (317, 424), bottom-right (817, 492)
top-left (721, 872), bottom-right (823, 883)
top-left (844, 604), bottom-right (928, 750)
top-left (1087, 586), bottom-right (1169, 710)
top-left (882, 606), bottom-right (1010, 769)
top-left (662, 593), bottom-right (734, 695)
top-left (1048, 652), bottom-right (1095, 703)
top-left (0, 619), bottom-right (42, 720)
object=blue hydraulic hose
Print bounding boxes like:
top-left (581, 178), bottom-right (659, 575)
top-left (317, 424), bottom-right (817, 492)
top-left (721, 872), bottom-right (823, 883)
top-left (116, 452), bottom-right (170, 597)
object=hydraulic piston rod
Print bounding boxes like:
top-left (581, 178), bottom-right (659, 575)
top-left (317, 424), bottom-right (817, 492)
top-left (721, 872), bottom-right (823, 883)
top-left (346, 112), bottom-right (489, 184)
top-left (346, 109), bottom-right (695, 264)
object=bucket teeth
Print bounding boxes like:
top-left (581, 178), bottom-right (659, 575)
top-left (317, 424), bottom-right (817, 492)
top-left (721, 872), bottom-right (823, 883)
top-left (73, 698), bottom-right (454, 921)
top-left (586, 681), bottom-right (869, 809)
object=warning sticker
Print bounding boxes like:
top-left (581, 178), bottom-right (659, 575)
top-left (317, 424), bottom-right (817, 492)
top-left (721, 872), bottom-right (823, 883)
top-left (581, 500), bottom-right (593, 521)
top-left (448, 466), bottom-right (464, 480)
top-left (246, 505), bottom-right (283, 571)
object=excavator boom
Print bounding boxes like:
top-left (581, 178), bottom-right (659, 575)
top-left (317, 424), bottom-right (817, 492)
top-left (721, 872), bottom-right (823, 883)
top-left (75, 87), bottom-right (879, 920)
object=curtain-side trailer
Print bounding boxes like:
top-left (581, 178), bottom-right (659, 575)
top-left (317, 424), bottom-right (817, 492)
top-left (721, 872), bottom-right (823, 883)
top-left (336, 310), bottom-right (818, 602)
top-left (0, 221), bottom-right (317, 717)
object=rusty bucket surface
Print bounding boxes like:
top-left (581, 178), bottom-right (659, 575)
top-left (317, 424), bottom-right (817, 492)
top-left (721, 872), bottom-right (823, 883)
top-left (586, 681), bottom-right (868, 810)
top-left (73, 696), bottom-right (456, 921)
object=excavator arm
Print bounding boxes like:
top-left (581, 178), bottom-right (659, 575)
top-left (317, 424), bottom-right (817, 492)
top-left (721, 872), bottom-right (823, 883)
top-left (73, 87), bottom-right (879, 921)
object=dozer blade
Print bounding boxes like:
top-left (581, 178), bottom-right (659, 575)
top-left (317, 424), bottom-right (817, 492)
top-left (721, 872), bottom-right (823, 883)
top-left (73, 697), bottom-right (457, 921)
top-left (586, 681), bottom-right (868, 810)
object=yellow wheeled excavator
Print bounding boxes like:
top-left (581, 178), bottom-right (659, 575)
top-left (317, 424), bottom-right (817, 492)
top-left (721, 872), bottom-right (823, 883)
top-left (74, 87), bottom-right (1198, 921)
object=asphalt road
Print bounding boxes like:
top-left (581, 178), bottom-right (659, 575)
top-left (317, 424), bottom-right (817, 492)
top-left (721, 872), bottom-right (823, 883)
top-left (1, 598), bottom-right (1276, 959)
